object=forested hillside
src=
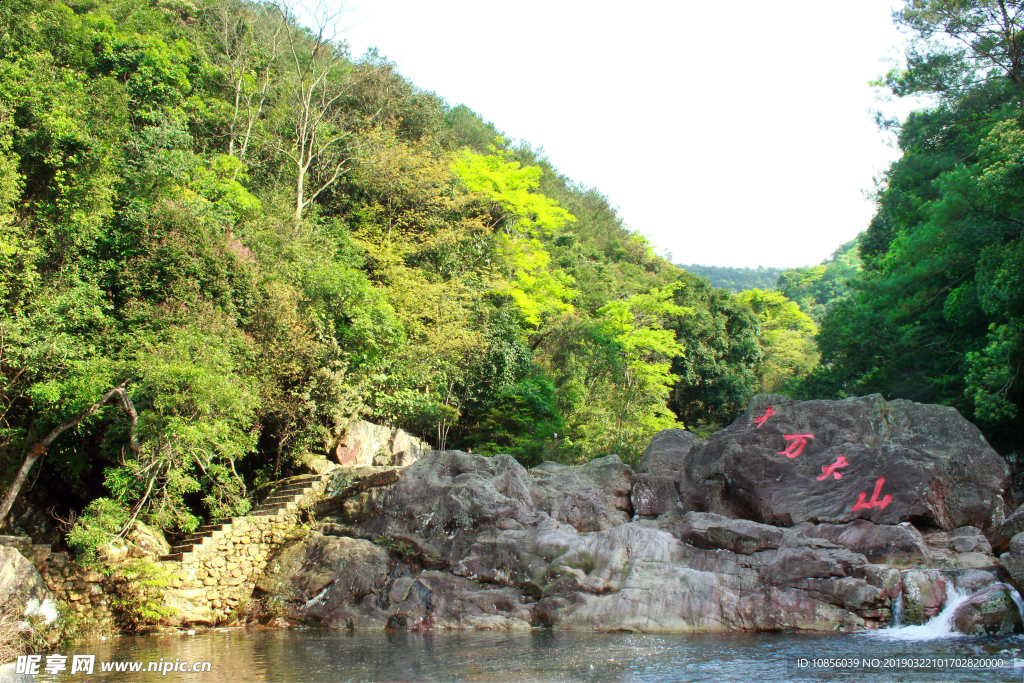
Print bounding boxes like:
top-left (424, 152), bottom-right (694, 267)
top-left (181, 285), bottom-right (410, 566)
top-left (776, 237), bottom-right (861, 323)
top-left (799, 0), bottom-right (1024, 460)
top-left (677, 264), bottom-right (786, 293)
top-left (0, 0), bottom-right (769, 539)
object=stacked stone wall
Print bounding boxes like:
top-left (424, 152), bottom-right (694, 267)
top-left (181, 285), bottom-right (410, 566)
top-left (161, 513), bottom-right (302, 621)
top-left (38, 553), bottom-right (115, 627)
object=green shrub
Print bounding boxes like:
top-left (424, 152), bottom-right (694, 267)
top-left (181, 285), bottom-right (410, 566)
top-left (66, 498), bottom-right (130, 566)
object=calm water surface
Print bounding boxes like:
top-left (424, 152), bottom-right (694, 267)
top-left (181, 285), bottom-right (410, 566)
top-left (30, 627), bottom-right (1024, 683)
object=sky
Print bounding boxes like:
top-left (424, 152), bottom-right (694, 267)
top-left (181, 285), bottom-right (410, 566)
top-left (339, 1), bottom-right (922, 268)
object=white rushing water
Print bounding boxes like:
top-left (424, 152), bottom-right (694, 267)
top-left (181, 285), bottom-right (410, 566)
top-left (1007, 583), bottom-right (1024, 622)
top-left (862, 581), bottom-right (972, 641)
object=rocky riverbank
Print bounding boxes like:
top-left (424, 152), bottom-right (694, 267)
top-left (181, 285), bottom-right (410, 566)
top-left (250, 395), bottom-right (1023, 634)
top-left (3, 397), bottom-right (1024, 636)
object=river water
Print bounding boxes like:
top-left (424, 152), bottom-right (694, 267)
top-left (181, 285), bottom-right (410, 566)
top-left (31, 627), bottom-right (1024, 682)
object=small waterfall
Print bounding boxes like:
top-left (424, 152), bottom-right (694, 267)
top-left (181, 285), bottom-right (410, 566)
top-left (891, 584), bottom-right (905, 628)
top-left (1004, 583), bottom-right (1024, 623)
top-left (862, 582), bottom-right (971, 641)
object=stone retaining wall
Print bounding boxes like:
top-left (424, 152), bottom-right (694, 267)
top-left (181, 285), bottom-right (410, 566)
top-left (6, 514), bottom-right (306, 627)
top-left (160, 513), bottom-right (302, 621)
top-left (39, 553), bottom-right (115, 627)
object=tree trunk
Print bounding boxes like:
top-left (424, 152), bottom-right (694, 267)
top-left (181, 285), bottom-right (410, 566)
top-left (295, 165), bottom-right (305, 223)
top-left (0, 382), bottom-right (139, 529)
top-left (0, 443), bottom-right (45, 531)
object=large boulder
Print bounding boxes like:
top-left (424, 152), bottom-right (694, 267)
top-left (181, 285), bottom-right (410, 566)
top-left (899, 569), bottom-right (948, 623)
top-left (125, 520), bottom-right (171, 560)
top-left (632, 430), bottom-right (700, 517)
top-left (321, 451), bottom-right (538, 584)
top-left (311, 450), bottom-right (893, 632)
top-left (331, 421), bottom-right (433, 468)
top-left (0, 546), bottom-right (54, 614)
top-left (794, 520), bottom-right (929, 564)
top-left (675, 395), bottom-right (1010, 537)
top-left (258, 532), bottom-right (533, 630)
top-left (332, 421), bottom-right (394, 467)
top-left (1002, 531), bottom-right (1024, 590)
top-left (536, 512), bottom-right (887, 632)
top-left (793, 521), bottom-right (999, 570)
top-left (531, 456), bottom-right (633, 532)
top-left (999, 503), bottom-right (1024, 549)
top-left (952, 583), bottom-right (1023, 635)
top-left (385, 429), bottom-right (431, 468)
top-left (636, 429), bottom-right (701, 474)
top-left (257, 532), bottom-right (399, 629)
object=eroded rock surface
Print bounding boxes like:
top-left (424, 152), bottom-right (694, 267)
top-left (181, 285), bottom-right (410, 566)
top-left (0, 545), bottom-right (54, 613)
top-left (531, 456), bottom-right (633, 531)
top-left (632, 429), bottom-right (699, 517)
top-left (676, 395), bottom-right (1009, 536)
top-left (285, 450), bottom-right (895, 632)
top-left (331, 421), bottom-right (433, 468)
top-left (250, 395), bottom-right (1020, 635)
top-left (952, 583), bottom-right (1022, 635)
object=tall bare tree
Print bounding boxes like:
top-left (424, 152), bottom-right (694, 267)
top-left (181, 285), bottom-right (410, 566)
top-left (272, 0), bottom-right (357, 224)
top-left (202, 0), bottom-right (286, 169)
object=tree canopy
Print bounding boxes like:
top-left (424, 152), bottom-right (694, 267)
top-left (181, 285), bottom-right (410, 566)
top-left (799, 0), bottom-right (1024, 459)
top-left (0, 0), bottom-right (772, 538)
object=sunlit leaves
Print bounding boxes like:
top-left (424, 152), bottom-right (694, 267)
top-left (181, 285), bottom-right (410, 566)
top-left (452, 148), bottom-right (576, 235)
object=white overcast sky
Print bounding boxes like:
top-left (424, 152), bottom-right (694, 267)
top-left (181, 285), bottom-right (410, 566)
top-left (340, 0), bottom-right (920, 268)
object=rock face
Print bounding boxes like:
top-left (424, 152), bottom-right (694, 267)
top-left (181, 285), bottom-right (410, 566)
top-left (794, 521), bottom-right (929, 564)
top-left (289, 450), bottom-right (895, 632)
top-left (952, 583), bottom-right (1023, 635)
top-left (0, 546), bottom-right (54, 613)
top-left (208, 395), bottom-right (1019, 635)
top-left (531, 456), bottom-right (633, 532)
top-left (387, 429), bottom-right (432, 468)
top-left (632, 429), bottom-right (700, 517)
top-left (1000, 503), bottom-right (1024, 549)
top-left (1002, 532), bottom-right (1024, 589)
top-left (258, 532), bottom-right (533, 630)
top-left (676, 395), bottom-right (1010, 537)
top-left (331, 421), bottom-right (432, 468)
top-left (636, 429), bottom-right (701, 475)
top-left (793, 521), bottom-right (999, 570)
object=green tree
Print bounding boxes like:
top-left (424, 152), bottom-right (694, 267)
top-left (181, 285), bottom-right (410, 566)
top-left (736, 289), bottom-right (819, 392)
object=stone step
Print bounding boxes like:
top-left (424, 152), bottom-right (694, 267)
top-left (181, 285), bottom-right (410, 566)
top-left (158, 552), bottom-right (184, 562)
top-left (198, 524), bottom-right (228, 533)
top-left (267, 485), bottom-right (315, 497)
top-left (264, 499), bottom-right (299, 510)
top-left (251, 508), bottom-right (289, 517)
top-left (262, 494), bottom-right (306, 506)
top-left (265, 488), bottom-right (308, 498)
top-left (170, 544), bottom-right (196, 554)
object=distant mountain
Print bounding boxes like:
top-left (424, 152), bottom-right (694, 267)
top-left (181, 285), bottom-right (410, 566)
top-left (676, 264), bottom-right (786, 293)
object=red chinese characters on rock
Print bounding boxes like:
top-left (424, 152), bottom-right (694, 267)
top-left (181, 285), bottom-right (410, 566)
top-left (778, 433), bottom-right (814, 458)
top-left (852, 477), bottom-right (893, 512)
top-left (816, 455), bottom-right (849, 481)
top-left (752, 406), bottom-right (776, 429)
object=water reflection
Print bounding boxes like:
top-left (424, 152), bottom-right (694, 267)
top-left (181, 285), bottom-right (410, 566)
top-left (35, 627), bottom-right (1024, 682)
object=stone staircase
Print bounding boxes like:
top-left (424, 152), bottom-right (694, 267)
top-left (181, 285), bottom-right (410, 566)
top-left (158, 474), bottom-right (325, 562)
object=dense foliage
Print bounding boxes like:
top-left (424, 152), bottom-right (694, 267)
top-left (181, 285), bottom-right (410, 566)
top-left (676, 264), bottom-right (786, 293)
top-left (0, 0), bottom-right (768, 538)
top-left (735, 289), bottom-right (819, 393)
top-left (776, 237), bottom-right (862, 323)
top-left (799, 0), bottom-right (1024, 459)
